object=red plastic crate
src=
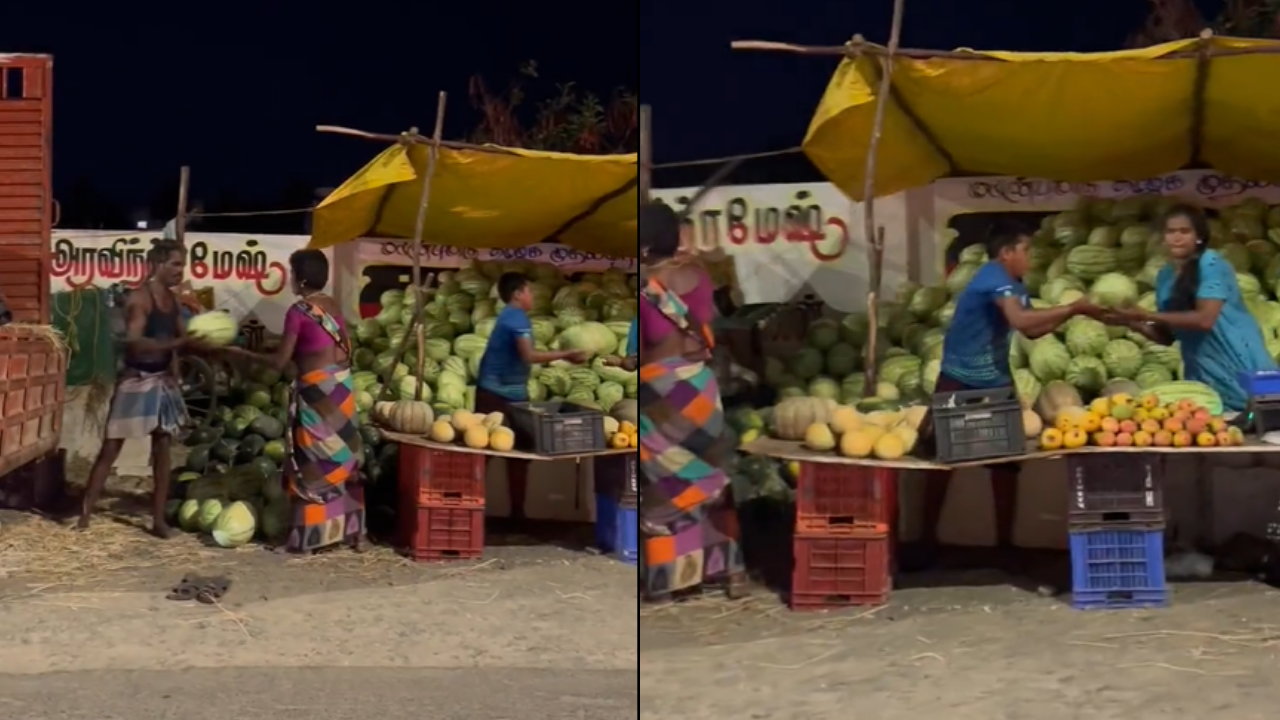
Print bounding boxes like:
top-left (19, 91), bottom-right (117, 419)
top-left (398, 444), bottom-right (488, 507)
top-left (795, 463), bottom-right (896, 536)
top-left (400, 504), bottom-right (485, 562)
top-left (790, 534), bottom-right (891, 611)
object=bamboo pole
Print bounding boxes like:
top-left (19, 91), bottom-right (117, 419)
top-left (376, 92), bottom-right (449, 402)
top-left (175, 166), bottom-right (190, 245)
top-left (861, 0), bottom-right (906, 397)
top-left (639, 104), bottom-right (652, 203)
top-left (730, 33), bottom-right (1271, 61)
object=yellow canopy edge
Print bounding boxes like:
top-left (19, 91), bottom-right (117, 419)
top-left (310, 142), bottom-right (638, 257)
top-left (803, 37), bottom-right (1280, 200)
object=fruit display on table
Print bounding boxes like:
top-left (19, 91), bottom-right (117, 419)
top-left (1038, 389), bottom-right (1245, 451)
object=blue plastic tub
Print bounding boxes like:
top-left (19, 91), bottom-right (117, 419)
top-left (594, 493), bottom-right (638, 565)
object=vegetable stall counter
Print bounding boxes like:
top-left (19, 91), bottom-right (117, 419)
top-left (741, 436), bottom-right (1280, 471)
top-left (380, 431), bottom-right (636, 461)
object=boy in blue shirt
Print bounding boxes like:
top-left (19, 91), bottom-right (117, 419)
top-left (916, 221), bottom-right (1100, 572)
top-left (475, 272), bottom-right (588, 519)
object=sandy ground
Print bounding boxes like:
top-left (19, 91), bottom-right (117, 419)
top-left (640, 572), bottom-right (1280, 720)
top-left (13, 467), bottom-right (1280, 719)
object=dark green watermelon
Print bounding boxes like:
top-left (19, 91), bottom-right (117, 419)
top-left (186, 444), bottom-right (213, 473)
top-left (211, 439), bottom-right (239, 464)
top-left (223, 416), bottom-right (251, 440)
top-left (233, 404), bottom-right (262, 421)
top-left (359, 425), bottom-right (383, 448)
top-left (248, 415), bottom-right (285, 441)
top-left (271, 383), bottom-right (291, 409)
top-left (185, 425), bottom-right (222, 447)
top-left (216, 405), bottom-right (236, 425)
top-left (248, 456), bottom-right (277, 479)
top-left (235, 434), bottom-right (267, 463)
top-left (263, 439), bottom-right (288, 464)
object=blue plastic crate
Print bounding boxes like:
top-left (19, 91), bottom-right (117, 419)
top-left (594, 493), bottom-right (638, 565)
top-left (1240, 370), bottom-right (1280, 398)
top-left (1069, 529), bottom-right (1168, 611)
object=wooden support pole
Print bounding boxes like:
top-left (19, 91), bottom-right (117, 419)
top-left (378, 92), bottom-right (449, 401)
top-left (861, 0), bottom-right (906, 397)
top-left (639, 104), bottom-right (652, 203)
top-left (175, 166), bottom-right (190, 245)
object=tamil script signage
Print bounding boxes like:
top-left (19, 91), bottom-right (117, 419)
top-left (353, 239), bottom-right (636, 272)
top-left (650, 183), bottom-right (912, 312)
top-left (50, 230), bottom-right (311, 328)
top-left (937, 170), bottom-right (1280, 210)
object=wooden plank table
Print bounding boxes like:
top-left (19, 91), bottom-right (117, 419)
top-left (743, 436), bottom-right (1280, 548)
top-left (741, 436), bottom-right (1280, 471)
top-left (380, 430), bottom-right (635, 462)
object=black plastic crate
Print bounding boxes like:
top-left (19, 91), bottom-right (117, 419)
top-left (931, 386), bottom-right (1024, 463)
top-left (1067, 509), bottom-right (1166, 532)
top-left (594, 453), bottom-right (638, 507)
top-left (1067, 454), bottom-right (1164, 516)
top-left (508, 400), bottom-right (606, 456)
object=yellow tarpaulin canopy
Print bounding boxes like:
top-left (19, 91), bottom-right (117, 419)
top-left (804, 37), bottom-right (1280, 200)
top-left (309, 142), bottom-right (638, 257)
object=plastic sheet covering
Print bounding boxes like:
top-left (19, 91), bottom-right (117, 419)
top-left (51, 288), bottom-right (116, 387)
top-left (309, 142), bottom-right (637, 257)
top-left (803, 37), bottom-right (1280, 200)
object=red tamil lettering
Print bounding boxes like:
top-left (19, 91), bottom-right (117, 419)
top-left (254, 262), bottom-right (288, 296)
top-left (808, 217), bottom-right (850, 262)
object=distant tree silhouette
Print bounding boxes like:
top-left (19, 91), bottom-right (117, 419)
top-left (467, 61), bottom-right (637, 154)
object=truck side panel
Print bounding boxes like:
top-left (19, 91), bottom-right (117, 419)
top-left (0, 57), bottom-right (52, 324)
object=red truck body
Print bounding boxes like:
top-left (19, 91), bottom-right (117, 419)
top-left (0, 55), bottom-right (66, 481)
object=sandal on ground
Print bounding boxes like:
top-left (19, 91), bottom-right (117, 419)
top-left (195, 576), bottom-right (232, 605)
top-left (165, 574), bottom-right (206, 602)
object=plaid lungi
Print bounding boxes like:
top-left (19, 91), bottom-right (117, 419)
top-left (105, 373), bottom-right (190, 439)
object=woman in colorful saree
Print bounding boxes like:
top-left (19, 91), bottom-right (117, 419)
top-left (637, 202), bottom-right (746, 602)
top-left (228, 250), bottom-right (364, 553)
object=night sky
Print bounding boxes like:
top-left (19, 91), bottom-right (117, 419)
top-left (0, 0), bottom-right (1225, 227)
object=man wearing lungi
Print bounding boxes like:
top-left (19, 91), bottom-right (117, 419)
top-left (78, 239), bottom-right (207, 538)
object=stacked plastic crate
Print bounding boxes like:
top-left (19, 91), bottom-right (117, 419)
top-left (789, 463), bottom-right (896, 610)
top-left (1066, 454), bottom-right (1168, 610)
top-left (396, 445), bottom-right (488, 561)
top-left (593, 454), bottom-right (638, 564)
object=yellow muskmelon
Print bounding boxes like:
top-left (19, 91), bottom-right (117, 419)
top-left (839, 430), bottom-right (875, 458)
top-left (873, 431), bottom-right (907, 460)
top-left (1022, 409), bottom-right (1044, 438)
top-left (891, 426), bottom-right (918, 453)
top-left (463, 425), bottom-right (491, 449)
top-left (902, 405), bottom-right (928, 431)
top-left (602, 416), bottom-right (621, 435)
top-left (803, 423), bottom-right (837, 451)
top-left (452, 410), bottom-right (479, 432)
top-left (828, 406), bottom-right (862, 435)
top-left (430, 420), bottom-right (456, 443)
top-left (489, 427), bottom-right (516, 452)
top-left (481, 412), bottom-right (506, 431)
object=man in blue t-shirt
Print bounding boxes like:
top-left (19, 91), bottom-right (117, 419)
top-left (915, 221), bottom-right (1100, 572)
top-left (475, 272), bottom-right (588, 519)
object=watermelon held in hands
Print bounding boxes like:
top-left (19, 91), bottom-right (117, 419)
top-left (188, 311), bottom-right (239, 346)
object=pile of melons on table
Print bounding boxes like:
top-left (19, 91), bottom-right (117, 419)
top-left (373, 401), bottom-right (517, 451)
top-left (1037, 391), bottom-right (1246, 450)
top-left (744, 396), bottom-right (928, 461)
top-left (604, 417), bottom-right (638, 449)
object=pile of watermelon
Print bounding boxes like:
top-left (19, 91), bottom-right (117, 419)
top-left (758, 194), bottom-right (1280, 413)
top-left (348, 260), bottom-right (639, 419)
top-left (171, 362), bottom-right (394, 546)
